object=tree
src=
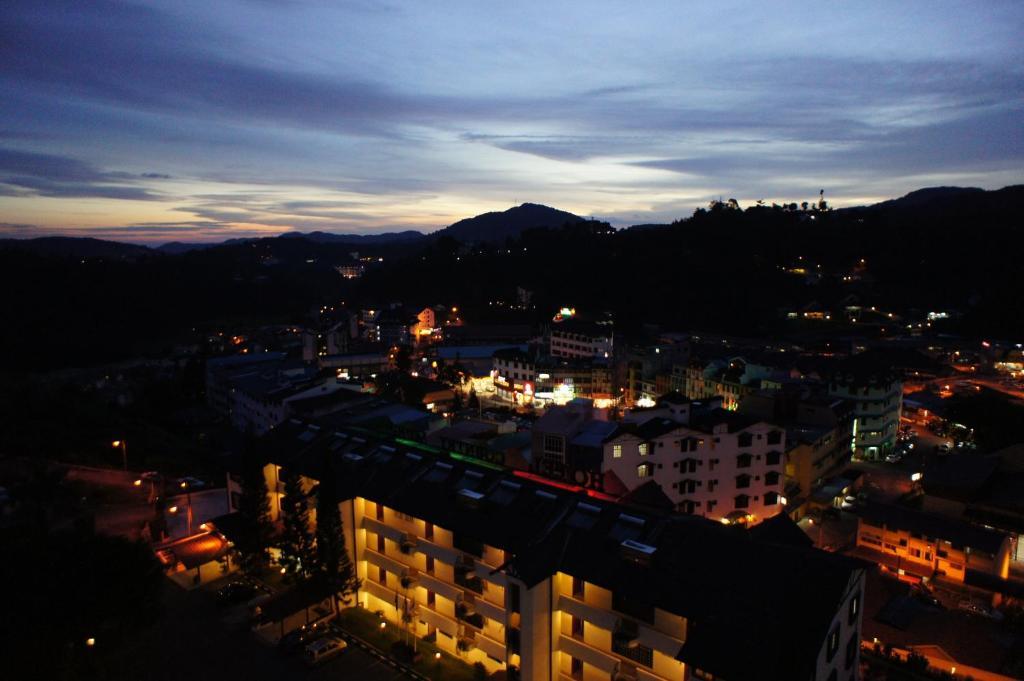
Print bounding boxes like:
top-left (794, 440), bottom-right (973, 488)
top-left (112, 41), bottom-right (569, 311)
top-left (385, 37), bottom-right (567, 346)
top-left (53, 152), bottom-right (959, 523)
top-left (467, 387), bottom-right (480, 411)
top-left (236, 451), bottom-right (273, 576)
top-left (314, 471), bottom-right (360, 603)
top-left (278, 466), bottom-right (315, 583)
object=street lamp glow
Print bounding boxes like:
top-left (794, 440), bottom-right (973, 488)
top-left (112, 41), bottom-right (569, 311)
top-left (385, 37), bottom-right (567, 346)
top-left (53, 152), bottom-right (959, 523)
top-left (111, 440), bottom-right (121, 448)
top-left (133, 479), bottom-right (142, 487)
top-left (86, 637), bottom-right (95, 647)
top-left (435, 652), bottom-right (441, 659)
top-left (168, 505), bottom-right (178, 514)
top-left (379, 621), bottom-right (386, 629)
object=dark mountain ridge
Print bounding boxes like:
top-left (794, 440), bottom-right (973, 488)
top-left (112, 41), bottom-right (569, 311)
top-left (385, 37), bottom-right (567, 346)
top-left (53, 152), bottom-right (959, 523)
top-left (431, 202), bottom-right (584, 243)
top-left (5, 187), bottom-right (1020, 257)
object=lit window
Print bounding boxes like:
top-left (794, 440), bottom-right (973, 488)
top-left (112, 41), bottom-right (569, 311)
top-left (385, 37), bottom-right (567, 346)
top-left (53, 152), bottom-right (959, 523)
top-left (637, 463), bottom-right (653, 479)
top-left (638, 443), bottom-right (649, 456)
top-left (613, 444), bottom-right (622, 458)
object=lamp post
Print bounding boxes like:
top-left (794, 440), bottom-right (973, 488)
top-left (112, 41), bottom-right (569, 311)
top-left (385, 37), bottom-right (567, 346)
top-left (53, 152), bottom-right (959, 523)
top-left (111, 440), bottom-right (127, 471)
top-left (180, 480), bottom-right (194, 536)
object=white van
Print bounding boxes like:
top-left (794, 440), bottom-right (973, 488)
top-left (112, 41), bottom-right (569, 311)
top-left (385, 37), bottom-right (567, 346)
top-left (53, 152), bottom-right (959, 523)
top-left (304, 636), bottom-right (347, 665)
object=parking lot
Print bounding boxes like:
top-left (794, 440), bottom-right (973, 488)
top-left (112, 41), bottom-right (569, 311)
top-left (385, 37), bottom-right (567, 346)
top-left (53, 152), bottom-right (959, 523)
top-left (106, 576), bottom-right (412, 681)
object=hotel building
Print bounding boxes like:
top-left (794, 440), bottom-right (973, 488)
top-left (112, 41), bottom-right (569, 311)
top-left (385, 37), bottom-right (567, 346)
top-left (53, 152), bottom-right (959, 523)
top-left (260, 420), bottom-right (865, 681)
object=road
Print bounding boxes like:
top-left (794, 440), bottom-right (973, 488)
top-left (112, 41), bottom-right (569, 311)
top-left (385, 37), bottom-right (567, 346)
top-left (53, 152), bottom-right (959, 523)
top-left (104, 577), bottom-right (410, 681)
top-left (916, 375), bottom-right (1024, 401)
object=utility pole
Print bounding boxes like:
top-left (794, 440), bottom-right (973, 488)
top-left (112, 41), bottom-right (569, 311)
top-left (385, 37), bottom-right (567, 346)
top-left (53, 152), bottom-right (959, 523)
top-left (112, 439), bottom-right (128, 471)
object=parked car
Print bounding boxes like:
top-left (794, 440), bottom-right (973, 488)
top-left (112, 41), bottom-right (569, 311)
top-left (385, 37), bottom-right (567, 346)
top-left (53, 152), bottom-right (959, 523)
top-left (957, 600), bottom-right (1001, 619)
top-left (216, 581), bottom-right (258, 606)
top-left (305, 636), bottom-right (347, 665)
top-left (177, 476), bottom-right (207, 489)
top-left (278, 623), bottom-right (330, 655)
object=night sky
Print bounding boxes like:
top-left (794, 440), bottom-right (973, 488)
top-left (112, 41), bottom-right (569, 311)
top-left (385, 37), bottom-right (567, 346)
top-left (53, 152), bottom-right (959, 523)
top-left (1, 0), bottom-right (1022, 242)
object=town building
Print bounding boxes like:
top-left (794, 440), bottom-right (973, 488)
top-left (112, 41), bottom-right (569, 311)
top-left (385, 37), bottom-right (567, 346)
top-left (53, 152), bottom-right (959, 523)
top-left (683, 357), bottom-right (775, 411)
top-left (256, 420), bottom-right (866, 681)
top-left (377, 308), bottom-right (415, 347)
top-left (318, 351), bottom-right (391, 379)
top-left (206, 352), bottom-right (287, 415)
top-left (549, 319), bottom-right (613, 360)
top-left (920, 446), bottom-right (1024, 564)
top-left (739, 390), bottom-right (854, 516)
top-left (302, 313), bottom-right (359, 361)
top-left (827, 365), bottom-right (902, 460)
top-left (493, 349), bottom-right (614, 408)
top-left (855, 502), bottom-right (1011, 585)
top-left (532, 395), bottom-right (788, 524)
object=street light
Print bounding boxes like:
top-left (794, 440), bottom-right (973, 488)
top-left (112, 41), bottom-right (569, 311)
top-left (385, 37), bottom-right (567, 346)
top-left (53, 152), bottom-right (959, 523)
top-left (111, 439), bottom-right (127, 471)
top-left (179, 480), bottom-right (194, 536)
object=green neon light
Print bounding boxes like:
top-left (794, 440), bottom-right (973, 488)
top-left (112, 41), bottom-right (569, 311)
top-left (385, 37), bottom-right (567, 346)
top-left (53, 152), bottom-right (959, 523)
top-left (394, 437), bottom-right (441, 454)
top-left (448, 451), bottom-right (505, 471)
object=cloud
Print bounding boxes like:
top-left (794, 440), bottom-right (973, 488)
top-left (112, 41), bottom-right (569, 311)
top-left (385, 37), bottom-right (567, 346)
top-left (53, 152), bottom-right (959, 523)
top-left (0, 221), bottom-right (38, 235)
top-left (0, 0), bottom-right (1021, 233)
top-left (0, 147), bottom-right (164, 200)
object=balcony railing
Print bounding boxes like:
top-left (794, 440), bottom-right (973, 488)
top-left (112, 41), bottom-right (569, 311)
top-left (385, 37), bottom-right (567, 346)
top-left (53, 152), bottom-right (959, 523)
top-left (455, 566), bottom-right (483, 594)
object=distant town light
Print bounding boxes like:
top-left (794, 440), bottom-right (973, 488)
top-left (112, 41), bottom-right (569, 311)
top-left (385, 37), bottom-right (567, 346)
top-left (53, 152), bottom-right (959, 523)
top-left (911, 472), bottom-right (923, 482)
top-left (86, 637), bottom-right (96, 647)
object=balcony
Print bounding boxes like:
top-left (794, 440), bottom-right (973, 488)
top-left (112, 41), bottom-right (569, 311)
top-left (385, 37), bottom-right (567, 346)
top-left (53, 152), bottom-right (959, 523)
top-left (456, 600), bottom-right (485, 629)
top-left (473, 595), bottom-right (505, 623)
top-left (613, 618), bottom-right (640, 651)
top-left (363, 545), bottom-right (409, 577)
top-left (416, 536), bottom-right (459, 565)
top-left (399, 532), bottom-right (417, 555)
top-left (361, 516), bottom-right (406, 543)
top-left (455, 564), bottom-right (484, 594)
top-left (558, 634), bottom-right (618, 675)
top-left (475, 629), bottom-right (507, 661)
top-left (558, 595), bottom-right (618, 631)
top-left (363, 576), bottom-right (396, 604)
top-left (417, 602), bottom-right (459, 637)
top-left (416, 570), bottom-right (463, 602)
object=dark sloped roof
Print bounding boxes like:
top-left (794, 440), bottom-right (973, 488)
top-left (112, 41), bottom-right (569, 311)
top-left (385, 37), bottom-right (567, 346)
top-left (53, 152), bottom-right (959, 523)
top-left (258, 417), bottom-right (863, 681)
top-left (859, 502), bottom-right (1008, 555)
top-left (618, 480), bottom-right (675, 511)
top-left (686, 407), bottom-right (760, 434)
top-left (921, 454), bottom-right (998, 501)
top-left (657, 390), bottom-right (690, 405)
top-left (747, 511), bottom-right (814, 548)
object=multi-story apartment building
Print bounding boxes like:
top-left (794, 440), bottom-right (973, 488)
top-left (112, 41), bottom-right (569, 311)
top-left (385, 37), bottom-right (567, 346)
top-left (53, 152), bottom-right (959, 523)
top-left (739, 390), bottom-right (854, 513)
top-left (607, 396), bottom-right (787, 524)
top-left (259, 420), bottom-right (865, 681)
top-left (494, 350), bottom-right (614, 408)
top-left (206, 352), bottom-right (287, 415)
top-left (855, 502), bottom-right (1011, 584)
top-left (827, 368), bottom-right (902, 460)
top-left (683, 357), bottom-right (775, 411)
top-left (493, 348), bottom-right (537, 404)
top-left (549, 319), bottom-right (613, 360)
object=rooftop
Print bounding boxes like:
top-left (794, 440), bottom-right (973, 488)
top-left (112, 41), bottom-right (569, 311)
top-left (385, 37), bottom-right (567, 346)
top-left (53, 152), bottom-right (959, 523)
top-left (859, 501), bottom-right (1008, 555)
top-left (258, 418), bottom-right (864, 681)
